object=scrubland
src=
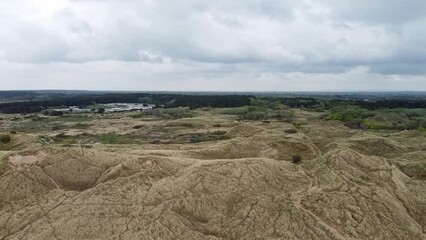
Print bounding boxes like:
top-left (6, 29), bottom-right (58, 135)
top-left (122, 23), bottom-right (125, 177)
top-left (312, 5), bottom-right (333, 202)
top-left (0, 108), bottom-right (425, 239)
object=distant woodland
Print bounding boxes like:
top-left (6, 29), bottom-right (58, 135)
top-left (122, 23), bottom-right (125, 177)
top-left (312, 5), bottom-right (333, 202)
top-left (1, 91), bottom-right (426, 115)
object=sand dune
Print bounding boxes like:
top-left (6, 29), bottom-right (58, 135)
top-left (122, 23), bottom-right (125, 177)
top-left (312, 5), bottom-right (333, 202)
top-left (1, 111), bottom-right (425, 239)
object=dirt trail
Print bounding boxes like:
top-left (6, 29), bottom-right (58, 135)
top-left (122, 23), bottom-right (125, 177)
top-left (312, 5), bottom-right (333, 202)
top-left (295, 167), bottom-right (356, 240)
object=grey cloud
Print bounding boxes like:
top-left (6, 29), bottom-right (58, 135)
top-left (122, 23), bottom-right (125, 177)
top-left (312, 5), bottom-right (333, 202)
top-left (0, 0), bottom-right (425, 90)
top-left (319, 0), bottom-right (426, 24)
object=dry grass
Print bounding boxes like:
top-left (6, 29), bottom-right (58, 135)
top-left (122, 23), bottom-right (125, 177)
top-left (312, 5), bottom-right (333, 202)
top-left (0, 109), bottom-right (425, 240)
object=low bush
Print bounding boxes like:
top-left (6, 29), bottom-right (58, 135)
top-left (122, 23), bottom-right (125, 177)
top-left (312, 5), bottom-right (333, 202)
top-left (292, 155), bottom-right (302, 164)
top-left (325, 106), bottom-right (426, 131)
top-left (190, 132), bottom-right (228, 143)
top-left (216, 107), bottom-right (249, 115)
top-left (285, 129), bottom-right (298, 134)
top-left (97, 108), bottom-right (106, 114)
top-left (50, 110), bottom-right (64, 116)
top-left (0, 134), bottom-right (11, 144)
top-left (160, 107), bottom-right (193, 118)
top-left (292, 121), bottom-right (306, 128)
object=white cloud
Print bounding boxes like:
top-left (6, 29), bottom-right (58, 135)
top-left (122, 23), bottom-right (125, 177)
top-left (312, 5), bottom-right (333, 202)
top-left (0, 0), bottom-right (425, 90)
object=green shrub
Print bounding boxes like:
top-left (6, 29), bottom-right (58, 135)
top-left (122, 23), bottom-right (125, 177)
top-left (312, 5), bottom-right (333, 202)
top-left (216, 107), bottom-right (249, 115)
top-left (160, 107), bottom-right (193, 118)
top-left (243, 111), bottom-right (269, 120)
top-left (190, 132), bottom-right (228, 143)
top-left (285, 129), bottom-right (298, 134)
top-left (324, 106), bottom-right (426, 131)
top-left (344, 119), bottom-right (367, 129)
top-left (50, 111), bottom-right (64, 116)
top-left (292, 121), bottom-right (305, 128)
top-left (250, 98), bottom-right (286, 110)
top-left (96, 133), bottom-right (122, 144)
top-left (217, 104), bottom-right (292, 121)
top-left (292, 155), bottom-right (302, 164)
top-left (190, 134), bottom-right (207, 143)
top-left (97, 108), bottom-right (106, 114)
top-left (405, 111), bottom-right (421, 118)
top-left (0, 134), bottom-right (11, 144)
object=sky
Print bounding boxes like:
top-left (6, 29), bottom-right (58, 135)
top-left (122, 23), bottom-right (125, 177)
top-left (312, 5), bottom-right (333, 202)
top-left (0, 0), bottom-right (425, 91)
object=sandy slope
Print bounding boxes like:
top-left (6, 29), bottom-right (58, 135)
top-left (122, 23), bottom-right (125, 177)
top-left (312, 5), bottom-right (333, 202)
top-left (0, 112), bottom-right (425, 239)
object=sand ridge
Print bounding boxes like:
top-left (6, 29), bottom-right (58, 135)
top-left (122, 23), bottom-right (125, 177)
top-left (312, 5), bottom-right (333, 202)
top-left (0, 110), bottom-right (425, 239)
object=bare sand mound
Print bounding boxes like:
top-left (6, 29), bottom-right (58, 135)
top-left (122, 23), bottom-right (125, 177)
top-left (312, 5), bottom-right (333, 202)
top-left (189, 135), bottom-right (318, 162)
top-left (302, 148), bottom-right (425, 239)
top-left (8, 150), bottom-right (47, 167)
top-left (1, 147), bottom-right (425, 239)
top-left (1, 118), bottom-right (426, 240)
top-left (0, 134), bottom-right (37, 151)
top-left (348, 137), bottom-right (409, 157)
top-left (393, 151), bottom-right (426, 180)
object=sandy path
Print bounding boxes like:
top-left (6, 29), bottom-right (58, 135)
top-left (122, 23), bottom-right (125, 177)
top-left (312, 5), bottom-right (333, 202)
top-left (295, 167), bottom-right (355, 240)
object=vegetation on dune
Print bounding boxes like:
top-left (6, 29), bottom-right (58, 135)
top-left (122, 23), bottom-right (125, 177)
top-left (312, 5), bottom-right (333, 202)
top-left (159, 107), bottom-right (193, 118)
top-left (216, 106), bottom-right (250, 115)
top-left (292, 155), bottom-right (302, 164)
top-left (324, 106), bottom-right (426, 130)
top-left (52, 133), bottom-right (133, 145)
top-left (0, 134), bottom-right (11, 144)
top-left (284, 129), bottom-right (298, 134)
top-left (137, 107), bottom-right (194, 119)
top-left (97, 108), bottom-right (106, 114)
top-left (190, 131), bottom-right (228, 143)
top-left (2, 95), bottom-right (426, 239)
top-left (217, 98), bottom-right (294, 120)
top-left (9, 115), bottom-right (92, 133)
top-left (3, 90), bottom-right (426, 133)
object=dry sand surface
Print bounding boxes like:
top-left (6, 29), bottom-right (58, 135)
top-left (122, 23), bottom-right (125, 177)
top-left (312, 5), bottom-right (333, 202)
top-left (0, 111), bottom-right (426, 239)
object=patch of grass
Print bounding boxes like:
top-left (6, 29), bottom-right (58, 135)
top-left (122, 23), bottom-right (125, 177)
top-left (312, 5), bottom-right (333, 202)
top-left (216, 107), bottom-right (249, 115)
top-left (73, 123), bottom-right (91, 129)
top-left (212, 130), bottom-right (227, 135)
top-left (292, 121), bottom-right (306, 129)
top-left (10, 115), bottom-right (93, 133)
top-left (324, 106), bottom-right (426, 131)
top-left (160, 107), bottom-right (193, 118)
top-left (52, 133), bottom-right (136, 145)
top-left (139, 107), bottom-right (194, 119)
top-left (52, 134), bottom-right (79, 144)
top-left (216, 100), bottom-right (293, 121)
top-left (190, 131), bottom-right (229, 143)
top-left (95, 133), bottom-right (131, 144)
top-left (51, 124), bottom-right (67, 131)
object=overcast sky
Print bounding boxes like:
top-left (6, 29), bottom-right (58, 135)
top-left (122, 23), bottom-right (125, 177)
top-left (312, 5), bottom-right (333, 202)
top-left (0, 0), bottom-right (425, 91)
